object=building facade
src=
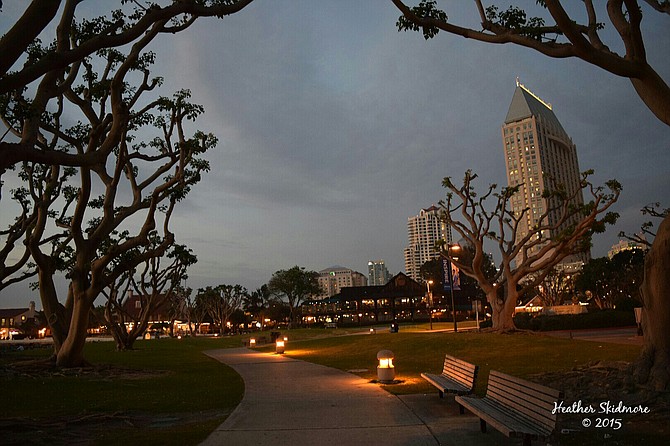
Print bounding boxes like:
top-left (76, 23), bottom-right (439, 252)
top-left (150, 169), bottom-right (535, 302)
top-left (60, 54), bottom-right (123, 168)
top-left (316, 266), bottom-right (368, 299)
top-left (0, 301), bottom-right (37, 339)
top-left (302, 272), bottom-right (426, 325)
top-left (502, 80), bottom-right (589, 266)
top-left (403, 206), bottom-right (452, 282)
top-left (368, 260), bottom-right (391, 286)
top-left (608, 237), bottom-right (649, 259)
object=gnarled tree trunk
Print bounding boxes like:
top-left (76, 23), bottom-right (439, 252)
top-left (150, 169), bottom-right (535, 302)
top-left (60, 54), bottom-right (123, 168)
top-left (55, 295), bottom-right (92, 367)
top-left (635, 214), bottom-right (670, 391)
top-left (489, 286), bottom-right (518, 331)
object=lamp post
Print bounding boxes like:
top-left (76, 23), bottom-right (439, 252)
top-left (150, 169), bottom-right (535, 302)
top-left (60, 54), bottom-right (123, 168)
top-left (446, 244), bottom-right (461, 333)
top-left (426, 280), bottom-right (434, 330)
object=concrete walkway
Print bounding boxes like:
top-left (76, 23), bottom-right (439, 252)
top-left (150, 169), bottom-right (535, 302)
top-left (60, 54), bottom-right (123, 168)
top-left (200, 348), bottom-right (513, 446)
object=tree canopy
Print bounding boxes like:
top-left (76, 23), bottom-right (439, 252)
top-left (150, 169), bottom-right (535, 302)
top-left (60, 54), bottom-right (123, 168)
top-left (268, 266), bottom-right (321, 328)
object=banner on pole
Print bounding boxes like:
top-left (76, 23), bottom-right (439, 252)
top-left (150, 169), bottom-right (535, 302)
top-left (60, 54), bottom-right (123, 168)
top-left (442, 258), bottom-right (461, 291)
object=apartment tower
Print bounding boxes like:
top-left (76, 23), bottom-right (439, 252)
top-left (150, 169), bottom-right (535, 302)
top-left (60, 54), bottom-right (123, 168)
top-left (403, 206), bottom-right (452, 282)
top-left (368, 260), bottom-right (391, 286)
top-left (502, 80), bottom-right (589, 266)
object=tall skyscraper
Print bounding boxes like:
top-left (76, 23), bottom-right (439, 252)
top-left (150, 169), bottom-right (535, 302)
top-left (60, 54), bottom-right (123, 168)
top-left (368, 260), bottom-right (391, 286)
top-left (403, 206), bottom-right (452, 282)
top-left (502, 80), bottom-right (589, 266)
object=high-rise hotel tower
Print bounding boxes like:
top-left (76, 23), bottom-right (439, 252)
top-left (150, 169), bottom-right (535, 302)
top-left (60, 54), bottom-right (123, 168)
top-left (502, 80), bottom-right (589, 266)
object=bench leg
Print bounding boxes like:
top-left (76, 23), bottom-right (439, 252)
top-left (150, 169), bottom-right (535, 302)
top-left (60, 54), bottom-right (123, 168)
top-left (458, 404), bottom-right (464, 415)
top-left (438, 390), bottom-right (444, 399)
top-left (479, 419), bottom-right (487, 433)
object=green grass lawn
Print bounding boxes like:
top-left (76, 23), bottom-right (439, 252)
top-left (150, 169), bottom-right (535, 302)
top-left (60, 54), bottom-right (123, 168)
top-left (1, 336), bottom-right (244, 445)
top-left (1, 327), bottom-right (642, 445)
top-left (261, 327), bottom-right (642, 395)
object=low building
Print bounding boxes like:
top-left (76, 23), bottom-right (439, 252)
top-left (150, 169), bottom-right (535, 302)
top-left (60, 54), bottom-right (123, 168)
top-left (0, 301), bottom-right (37, 339)
top-left (302, 273), bottom-right (426, 325)
top-left (316, 266), bottom-right (368, 299)
top-left (608, 237), bottom-right (649, 259)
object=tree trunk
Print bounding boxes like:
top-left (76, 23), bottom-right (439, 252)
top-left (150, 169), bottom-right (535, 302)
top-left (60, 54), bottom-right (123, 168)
top-left (104, 304), bottom-right (135, 351)
top-left (489, 287), bottom-right (518, 331)
top-left (38, 269), bottom-right (69, 353)
top-left (55, 296), bottom-right (91, 367)
top-left (635, 214), bottom-right (670, 391)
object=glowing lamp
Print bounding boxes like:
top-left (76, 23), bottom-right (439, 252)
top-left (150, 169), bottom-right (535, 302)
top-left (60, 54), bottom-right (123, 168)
top-left (377, 350), bottom-right (395, 383)
top-left (275, 339), bottom-right (285, 354)
top-left (249, 338), bottom-right (256, 347)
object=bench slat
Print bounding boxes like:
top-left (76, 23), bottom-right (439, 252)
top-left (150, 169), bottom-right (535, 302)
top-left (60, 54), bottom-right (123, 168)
top-left (486, 371), bottom-right (562, 430)
top-left (443, 357), bottom-right (477, 374)
top-left (456, 395), bottom-right (552, 438)
top-left (442, 363), bottom-right (477, 385)
top-left (421, 373), bottom-right (471, 394)
top-left (456, 369), bottom-right (562, 443)
top-left (422, 355), bottom-right (479, 397)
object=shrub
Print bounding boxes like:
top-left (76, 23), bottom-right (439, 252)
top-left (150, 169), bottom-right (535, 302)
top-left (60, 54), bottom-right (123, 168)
top-left (513, 309), bottom-right (636, 331)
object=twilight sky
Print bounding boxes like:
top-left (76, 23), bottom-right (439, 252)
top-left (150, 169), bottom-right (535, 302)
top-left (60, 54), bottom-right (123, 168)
top-left (1, 1), bottom-right (669, 308)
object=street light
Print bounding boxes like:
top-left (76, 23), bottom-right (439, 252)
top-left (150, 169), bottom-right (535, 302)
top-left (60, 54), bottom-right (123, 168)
top-left (426, 280), bottom-right (434, 330)
top-left (446, 244), bottom-right (461, 333)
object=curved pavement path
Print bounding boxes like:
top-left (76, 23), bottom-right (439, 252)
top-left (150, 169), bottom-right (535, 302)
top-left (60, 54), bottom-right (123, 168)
top-left (199, 347), bottom-right (511, 446)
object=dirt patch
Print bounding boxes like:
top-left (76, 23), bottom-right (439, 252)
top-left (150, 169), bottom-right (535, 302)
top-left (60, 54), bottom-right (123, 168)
top-left (0, 360), bottom-right (170, 380)
top-left (530, 361), bottom-right (670, 445)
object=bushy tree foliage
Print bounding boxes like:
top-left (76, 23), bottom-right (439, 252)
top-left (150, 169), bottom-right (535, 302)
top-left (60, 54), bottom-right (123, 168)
top-left (575, 249), bottom-right (645, 309)
top-left (243, 284), bottom-right (273, 329)
top-left (103, 238), bottom-right (196, 350)
top-left (268, 266), bottom-right (321, 328)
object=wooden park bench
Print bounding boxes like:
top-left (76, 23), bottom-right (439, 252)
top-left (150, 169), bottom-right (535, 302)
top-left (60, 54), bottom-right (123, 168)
top-left (421, 355), bottom-right (479, 409)
top-left (455, 370), bottom-right (563, 446)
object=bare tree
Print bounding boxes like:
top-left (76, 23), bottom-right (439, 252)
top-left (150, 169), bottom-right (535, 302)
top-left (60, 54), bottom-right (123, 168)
top-left (439, 170), bottom-right (620, 331)
top-left (619, 202), bottom-right (669, 247)
top-left (182, 287), bottom-right (209, 336)
top-left (104, 238), bottom-right (196, 350)
top-left (198, 285), bottom-right (247, 333)
top-left (393, 0), bottom-right (670, 391)
top-left (3, 33), bottom-right (215, 366)
top-left (0, 1), bottom-right (254, 170)
top-left (530, 267), bottom-right (576, 307)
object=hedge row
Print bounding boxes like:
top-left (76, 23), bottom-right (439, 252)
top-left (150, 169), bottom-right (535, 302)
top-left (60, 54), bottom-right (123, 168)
top-left (479, 309), bottom-right (637, 331)
top-left (514, 310), bottom-right (636, 331)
